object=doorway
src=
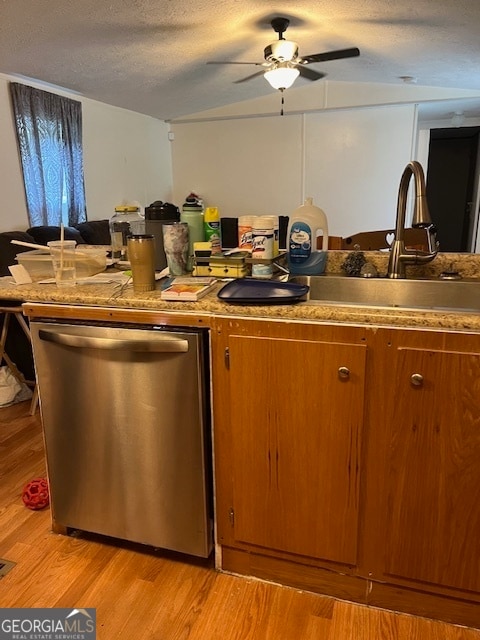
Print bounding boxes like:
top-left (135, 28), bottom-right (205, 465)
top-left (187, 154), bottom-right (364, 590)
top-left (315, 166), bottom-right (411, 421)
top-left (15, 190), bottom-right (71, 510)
top-left (426, 127), bottom-right (480, 252)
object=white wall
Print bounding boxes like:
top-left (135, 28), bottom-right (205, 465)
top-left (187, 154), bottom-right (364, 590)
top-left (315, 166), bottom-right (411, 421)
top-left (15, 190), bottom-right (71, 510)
top-left (304, 105), bottom-right (416, 237)
top-left (0, 74), bottom-right (173, 232)
top-left (3, 72), bottom-right (479, 243)
top-left (173, 79), bottom-right (480, 123)
top-left (171, 103), bottom-right (417, 238)
top-left (0, 78), bottom-right (27, 230)
top-left (171, 116), bottom-right (304, 218)
top-left (82, 99), bottom-right (173, 220)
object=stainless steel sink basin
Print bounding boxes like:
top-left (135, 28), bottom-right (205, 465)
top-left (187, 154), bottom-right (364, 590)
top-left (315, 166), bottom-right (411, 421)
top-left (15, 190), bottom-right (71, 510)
top-left (289, 275), bottom-right (480, 312)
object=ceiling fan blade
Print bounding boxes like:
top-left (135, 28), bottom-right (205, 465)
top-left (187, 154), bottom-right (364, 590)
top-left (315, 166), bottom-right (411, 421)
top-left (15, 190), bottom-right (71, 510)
top-left (207, 61), bottom-right (264, 66)
top-left (233, 70), bottom-right (266, 84)
top-left (301, 47), bottom-right (360, 64)
top-left (297, 65), bottom-right (326, 81)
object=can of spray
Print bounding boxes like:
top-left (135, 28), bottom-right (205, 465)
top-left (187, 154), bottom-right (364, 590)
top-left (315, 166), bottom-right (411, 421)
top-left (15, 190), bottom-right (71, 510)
top-left (251, 215), bottom-right (275, 279)
top-left (204, 206), bottom-right (221, 254)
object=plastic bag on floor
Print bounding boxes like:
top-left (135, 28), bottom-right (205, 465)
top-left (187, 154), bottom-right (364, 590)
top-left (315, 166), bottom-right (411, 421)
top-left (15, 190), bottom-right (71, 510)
top-left (0, 366), bottom-right (30, 407)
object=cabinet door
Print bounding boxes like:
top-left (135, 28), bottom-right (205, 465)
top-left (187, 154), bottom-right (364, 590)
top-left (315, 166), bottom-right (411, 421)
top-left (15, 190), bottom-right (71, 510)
top-left (228, 334), bottom-right (366, 566)
top-left (383, 346), bottom-right (480, 593)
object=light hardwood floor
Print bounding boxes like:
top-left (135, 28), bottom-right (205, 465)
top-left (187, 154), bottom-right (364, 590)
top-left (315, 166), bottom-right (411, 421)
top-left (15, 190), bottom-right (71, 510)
top-left (0, 401), bottom-right (479, 640)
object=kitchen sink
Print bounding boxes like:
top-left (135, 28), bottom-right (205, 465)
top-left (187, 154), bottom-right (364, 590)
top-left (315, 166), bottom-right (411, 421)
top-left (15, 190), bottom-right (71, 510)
top-left (289, 275), bottom-right (480, 312)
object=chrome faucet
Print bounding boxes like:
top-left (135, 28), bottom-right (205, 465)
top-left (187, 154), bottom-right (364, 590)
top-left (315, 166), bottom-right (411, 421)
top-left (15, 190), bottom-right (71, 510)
top-left (387, 160), bottom-right (439, 279)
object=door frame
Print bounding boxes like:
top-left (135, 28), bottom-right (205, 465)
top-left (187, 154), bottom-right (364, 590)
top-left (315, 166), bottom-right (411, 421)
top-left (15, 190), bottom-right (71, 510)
top-left (417, 125), bottom-right (480, 253)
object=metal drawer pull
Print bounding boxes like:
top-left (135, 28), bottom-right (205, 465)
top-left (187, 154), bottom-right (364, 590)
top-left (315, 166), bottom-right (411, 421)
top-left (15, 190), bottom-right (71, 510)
top-left (338, 366), bottom-right (350, 379)
top-left (411, 373), bottom-right (424, 386)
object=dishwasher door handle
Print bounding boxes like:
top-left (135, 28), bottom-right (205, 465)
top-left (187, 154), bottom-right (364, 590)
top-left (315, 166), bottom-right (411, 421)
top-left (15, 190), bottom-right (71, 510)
top-left (38, 329), bottom-right (189, 353)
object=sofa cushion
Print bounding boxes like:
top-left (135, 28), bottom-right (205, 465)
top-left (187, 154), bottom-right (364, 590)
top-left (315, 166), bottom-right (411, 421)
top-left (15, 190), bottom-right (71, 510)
top-left (0, 231), bottom-right (37, 276)
top-left (27, 225), bottom-right (86, 246)
top-left (74, 219), bottom-right (111, 245)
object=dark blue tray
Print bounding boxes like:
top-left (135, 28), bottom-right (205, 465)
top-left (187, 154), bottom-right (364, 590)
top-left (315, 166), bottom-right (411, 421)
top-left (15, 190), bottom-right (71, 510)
top-left (217, 278), bottom-right (309, 304)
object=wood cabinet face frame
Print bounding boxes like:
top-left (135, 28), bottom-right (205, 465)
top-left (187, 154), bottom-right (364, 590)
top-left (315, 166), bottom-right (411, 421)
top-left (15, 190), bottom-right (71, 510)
top-left (212, 318), bottom-right (370, 569)
top-left (211, 318), bottom-right (480, 614)
top-left (362, 327), bottom-right (480, 601)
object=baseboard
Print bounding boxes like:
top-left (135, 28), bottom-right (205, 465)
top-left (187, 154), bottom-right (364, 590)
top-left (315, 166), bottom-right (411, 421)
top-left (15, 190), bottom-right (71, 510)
top-left (220, 546), bottom-right (480, 630)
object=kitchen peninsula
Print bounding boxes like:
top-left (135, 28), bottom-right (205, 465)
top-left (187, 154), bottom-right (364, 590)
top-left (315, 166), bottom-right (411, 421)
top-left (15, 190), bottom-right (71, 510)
top-left (0, 249), bottom-right (478, 330)
top-left (2, 250), bottom-right (480, 630)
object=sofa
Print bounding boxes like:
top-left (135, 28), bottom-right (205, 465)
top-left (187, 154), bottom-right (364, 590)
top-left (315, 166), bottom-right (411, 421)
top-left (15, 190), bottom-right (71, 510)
top-left (0, 219), bottom-right (110, 380)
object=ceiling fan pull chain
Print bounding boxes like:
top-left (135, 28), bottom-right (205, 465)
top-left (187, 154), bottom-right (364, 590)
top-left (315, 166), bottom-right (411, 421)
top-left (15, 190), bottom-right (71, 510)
top-left (280, 90), bottom-right (284, 116)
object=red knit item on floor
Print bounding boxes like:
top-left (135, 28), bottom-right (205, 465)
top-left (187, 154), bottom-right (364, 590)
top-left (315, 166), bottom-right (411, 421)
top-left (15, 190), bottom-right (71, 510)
top-left (22, 477), bottom-right (49, 510)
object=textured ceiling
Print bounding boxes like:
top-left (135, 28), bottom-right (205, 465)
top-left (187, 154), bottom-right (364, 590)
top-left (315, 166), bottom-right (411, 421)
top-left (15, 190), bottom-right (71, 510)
top-left (1, 0), bottom-right (480, 121)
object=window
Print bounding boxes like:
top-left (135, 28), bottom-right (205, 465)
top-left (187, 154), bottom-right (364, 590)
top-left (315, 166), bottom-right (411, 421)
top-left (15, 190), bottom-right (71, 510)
top-left (10, 82), bottom-right (87, 227)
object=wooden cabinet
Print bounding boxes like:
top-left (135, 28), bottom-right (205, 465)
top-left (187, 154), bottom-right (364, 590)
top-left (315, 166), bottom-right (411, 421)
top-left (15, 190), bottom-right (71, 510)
top-left (363, 328), bottom-right (480, 598)
top-left (228, 332), bottom-right (366, 565)
top-left (211, 317), bottom-right (480, 627)
top-left (212, 318), bottom-right (369, 570)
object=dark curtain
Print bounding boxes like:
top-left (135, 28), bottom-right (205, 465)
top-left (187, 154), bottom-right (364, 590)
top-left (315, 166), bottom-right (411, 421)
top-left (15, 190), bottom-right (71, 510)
top-left (9, 82), bottom-right (87, 227)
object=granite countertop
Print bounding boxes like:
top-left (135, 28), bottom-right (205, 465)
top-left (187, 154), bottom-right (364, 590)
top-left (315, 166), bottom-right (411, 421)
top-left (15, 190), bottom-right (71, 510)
top-left (2, 251), bottom-right (480, 332)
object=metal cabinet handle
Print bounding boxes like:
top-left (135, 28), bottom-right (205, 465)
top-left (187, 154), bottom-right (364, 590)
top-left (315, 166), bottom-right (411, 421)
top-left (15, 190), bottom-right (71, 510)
top-left (38, 329), bottom-right (189, 353)
top-left (338, 366), bottom-right (350, 379)
top-left (411, 373), bottom-right (424, 386)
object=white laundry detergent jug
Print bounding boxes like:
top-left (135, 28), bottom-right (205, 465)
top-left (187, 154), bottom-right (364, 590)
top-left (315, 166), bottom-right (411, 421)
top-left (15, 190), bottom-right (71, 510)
top-left (287, 197), bottom-right (329, 275)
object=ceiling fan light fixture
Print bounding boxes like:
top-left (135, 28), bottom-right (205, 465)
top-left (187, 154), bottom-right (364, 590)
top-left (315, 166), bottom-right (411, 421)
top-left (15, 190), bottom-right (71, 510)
top-left (265, 39), bottom-right (299, 62)
top-left (264, 63), bottom-right (300, 90)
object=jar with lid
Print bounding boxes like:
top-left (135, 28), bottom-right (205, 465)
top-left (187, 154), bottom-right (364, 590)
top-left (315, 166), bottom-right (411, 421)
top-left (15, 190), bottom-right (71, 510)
top-left (110, 205), bottom-right (145, 260)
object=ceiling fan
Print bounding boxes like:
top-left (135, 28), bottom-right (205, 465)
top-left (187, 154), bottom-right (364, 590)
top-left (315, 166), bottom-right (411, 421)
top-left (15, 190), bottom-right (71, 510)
top-left (207, 17), bottom-right (360, 91)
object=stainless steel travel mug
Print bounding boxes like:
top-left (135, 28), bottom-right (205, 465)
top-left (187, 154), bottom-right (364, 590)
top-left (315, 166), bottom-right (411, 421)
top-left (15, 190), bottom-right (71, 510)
top-left (127, 234), bottom-right (156, 292)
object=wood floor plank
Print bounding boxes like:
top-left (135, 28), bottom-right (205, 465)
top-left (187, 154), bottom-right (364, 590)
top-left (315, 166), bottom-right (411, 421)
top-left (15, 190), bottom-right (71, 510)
top-left (185, 575), bottom-right (334, 640)
top-left (328, 599), bottom-right (480, 640)
top-left (1, 401), bottom-right (479, 639)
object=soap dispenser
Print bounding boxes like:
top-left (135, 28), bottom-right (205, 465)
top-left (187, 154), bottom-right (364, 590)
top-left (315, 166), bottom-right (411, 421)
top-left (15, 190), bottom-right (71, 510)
top-left (287, 197), bottom-right (329, 275)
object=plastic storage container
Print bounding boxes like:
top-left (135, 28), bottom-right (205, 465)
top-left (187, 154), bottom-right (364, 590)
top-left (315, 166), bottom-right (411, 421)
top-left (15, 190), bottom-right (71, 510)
top-left (251, 215), bottom-right (275, 279)
top-left (238, 215), bottom-right (255, 251)
top-left (17, 248), bottom-right (107, 281)
top-left (287, 197), bottom-right (329, 275)
top-left (110, 205), bottom-right (145, 260)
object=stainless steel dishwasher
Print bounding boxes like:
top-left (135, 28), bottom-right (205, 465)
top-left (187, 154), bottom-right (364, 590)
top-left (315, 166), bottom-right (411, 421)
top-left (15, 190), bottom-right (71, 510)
top-left (30, 320), bottom-right (212, 558)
